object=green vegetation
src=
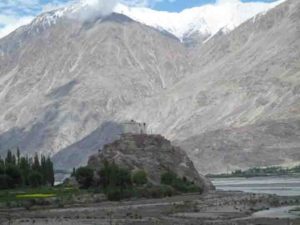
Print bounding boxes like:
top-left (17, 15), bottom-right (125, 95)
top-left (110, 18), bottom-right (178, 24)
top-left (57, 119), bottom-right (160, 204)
top-left (74, 167), bottom-right (94, 189)
top-left (208, 164), bottom-right (300, 178)
top-left (0, 186), bottom-right (80, 204)
top-left (98, 161), bottom-right (132, 191)
top-left (161, 171), bottom-right (203, 193)
top-left (134, 185), bottom-right (176, 199)
top-left (0, 149), bottom-right (54, 189)
top-left (73, 161), bottom-right (202, 201)
top-left (291, 165), bottom-right (300, 173)
top-left (132, 170), bottom-right (148, 186)
top-left (290, 207), bottom-right (300, 212)
top-left (16, 193), bottom-right (56, 199)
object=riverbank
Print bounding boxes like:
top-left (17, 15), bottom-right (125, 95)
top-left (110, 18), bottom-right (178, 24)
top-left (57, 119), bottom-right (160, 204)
top-left (0, 191), bottom-right (299, 225)
top-left (211, 176), bottom-right (300, 196)
top-left (207, 165), bottom-right (300, 178)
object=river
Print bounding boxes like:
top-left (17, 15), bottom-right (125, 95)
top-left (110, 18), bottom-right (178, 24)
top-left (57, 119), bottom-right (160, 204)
top-left (211, 176), bottom-right (300, 196)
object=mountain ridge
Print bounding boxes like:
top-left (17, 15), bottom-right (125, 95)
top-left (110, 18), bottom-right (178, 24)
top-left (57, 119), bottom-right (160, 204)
top-left (0, 0), bottom-right (299, 174)
top-left (0, 0), bottom-right (286, 44)
top-left (115, 0), bottom-right (285, 44)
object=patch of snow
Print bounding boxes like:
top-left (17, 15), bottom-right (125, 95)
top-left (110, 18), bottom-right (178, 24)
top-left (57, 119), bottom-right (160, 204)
top-left (2, 0), bottom-right (286, 42)
top-left (114, 0), bottom-right (286, 41)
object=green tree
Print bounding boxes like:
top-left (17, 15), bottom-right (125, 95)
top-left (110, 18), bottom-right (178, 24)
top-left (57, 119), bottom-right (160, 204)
top-left (0, 157), bottom-right (4, 174)
top-left (5, 165), bottom-right (22, 188)
top-left (5, 150), bottom-right (16, 166)
top-left (132, 170), bottom-right (148, 186)
top-left (161, 171), bottom-right (177, 185)
top-left (71, 168), bottom-right (76, 177)
top-left (0, 175), bottom-right (10, 190)
top-left (28, 171), bottom-right (43, 188)
top-left (98, 160), bottom-right (113, 189)
top-left (75, 167), bottom-right (94, 189)
top-left (45, 157), bottom-right (55, 186)
top-left (19, 156), bottom-right (31, 186)
top-left (16, 148), bottom-right (21, 165)
top-left (32, 153), bottom-right (41, 171)
top-left (106, 187), bottom-right (122, 201)
top-left (99, 161), bottom-right (132, 189)
top-left (114, 167), bottom-right (131, 188)
top-left (0, 150), bottom-right (55, 189)
top-left (161, 171), bottom-right (202, 193)
top-left (40, 155), bottom-right (47, 185)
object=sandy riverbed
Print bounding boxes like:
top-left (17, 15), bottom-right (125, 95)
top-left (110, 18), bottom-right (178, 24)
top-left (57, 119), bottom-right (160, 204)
top-left (0, 191), bottom-right (299, 225)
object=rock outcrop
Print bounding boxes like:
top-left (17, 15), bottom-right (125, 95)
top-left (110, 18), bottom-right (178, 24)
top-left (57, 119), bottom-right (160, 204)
top-left (88, 134), bottom-right (214, 191)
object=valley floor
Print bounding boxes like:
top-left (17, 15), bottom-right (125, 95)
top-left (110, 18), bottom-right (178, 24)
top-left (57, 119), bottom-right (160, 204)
top-left (0, 191), bottom-right (299, 225)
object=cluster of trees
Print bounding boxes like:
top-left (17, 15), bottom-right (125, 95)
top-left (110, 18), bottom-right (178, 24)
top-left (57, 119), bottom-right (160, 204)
top-left (0, 149), bottom-right (54, 189)
top-left (73, 161), bottom-right (148, 200)
top-left (290, 165), bottom-right (300, 173)
top-left (73, 161), bottom-right (202, 201)
top-left (208, 164), bottom-right (300, 178)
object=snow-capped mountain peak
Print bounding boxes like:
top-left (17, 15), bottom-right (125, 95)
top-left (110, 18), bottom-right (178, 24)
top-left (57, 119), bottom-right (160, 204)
top-left (16, 0), bottom-right (285, 43)
top-left (114, 0), bottom-right (285, 42)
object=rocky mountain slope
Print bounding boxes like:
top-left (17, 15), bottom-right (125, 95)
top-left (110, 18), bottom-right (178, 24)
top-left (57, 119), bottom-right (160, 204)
top-left (121, 0), bottom-right (300, 173)
top-left (0, 0), bottom-right (299, 174)
top-left (88, 134), bottom-right (214, 191)
top-left (0, 12), bottom-right (189, 161)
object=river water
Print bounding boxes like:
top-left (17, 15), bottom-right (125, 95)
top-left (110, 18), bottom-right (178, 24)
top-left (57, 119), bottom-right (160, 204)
top-left (211, 176), bottom-right (300, 196)
top-left (252, 205), bottom-right (300, 219)
top-left (212, 176), bottom-right (300, 219)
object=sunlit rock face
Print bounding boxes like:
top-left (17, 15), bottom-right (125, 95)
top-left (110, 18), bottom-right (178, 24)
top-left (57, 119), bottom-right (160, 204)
top-left (0, 12), bottom-right (189, 169)
top-left (0, 0), bottom-right (299, 174)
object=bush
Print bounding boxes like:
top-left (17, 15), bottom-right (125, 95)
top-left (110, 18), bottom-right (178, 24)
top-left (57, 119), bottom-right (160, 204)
top-left (161, 171), bottom-right (177, 186)
top-left (132, 170), bottom-right (148, 186)
top-left (75, 167), bottom-right (94, 189)
top-left (161, 171), bottom-right (202, 194)
top-left (135, 185), bottom-right (176, 199)
top-left (158, 185), bottom-right (177, 197)
top-left (106, 187), bottom-right (122, 201)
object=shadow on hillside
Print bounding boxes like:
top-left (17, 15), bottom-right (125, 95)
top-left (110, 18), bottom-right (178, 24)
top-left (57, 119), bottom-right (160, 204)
top-left (52, 121), bottom-right (123, 171)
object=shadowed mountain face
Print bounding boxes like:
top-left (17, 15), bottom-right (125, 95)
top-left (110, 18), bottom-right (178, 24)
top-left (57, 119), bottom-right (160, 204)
top-left (0, 0), bottom-right (300, 173)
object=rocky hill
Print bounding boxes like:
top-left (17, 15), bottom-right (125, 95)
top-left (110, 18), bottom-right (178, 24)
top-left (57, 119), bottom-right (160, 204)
top-left (88, 134), bottom-right (214, 191)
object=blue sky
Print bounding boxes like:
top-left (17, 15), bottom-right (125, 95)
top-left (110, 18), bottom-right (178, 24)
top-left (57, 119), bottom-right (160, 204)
top-left (0, 0), bottom-right (279, 38)
top-left (153, 0), bottom-right (278, 12)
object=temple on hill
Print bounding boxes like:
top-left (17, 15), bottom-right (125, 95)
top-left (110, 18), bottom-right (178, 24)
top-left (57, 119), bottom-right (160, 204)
top-left (121, 120), bottom-right (147, 134)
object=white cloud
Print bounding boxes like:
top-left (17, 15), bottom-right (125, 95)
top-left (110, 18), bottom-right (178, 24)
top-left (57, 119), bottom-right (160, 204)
top-left (0, 16), bottom-right (34, 38)
top-left (72, 0), bottom-right (118, 20)
top-left (0, 0), bottom-right (75, 38)
top-left (0, 0), bottom-right (121, 38)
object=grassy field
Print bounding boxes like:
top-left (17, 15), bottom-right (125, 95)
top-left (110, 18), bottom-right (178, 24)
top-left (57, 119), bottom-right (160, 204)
top-left (0, 186), bottom-right (81, 203)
